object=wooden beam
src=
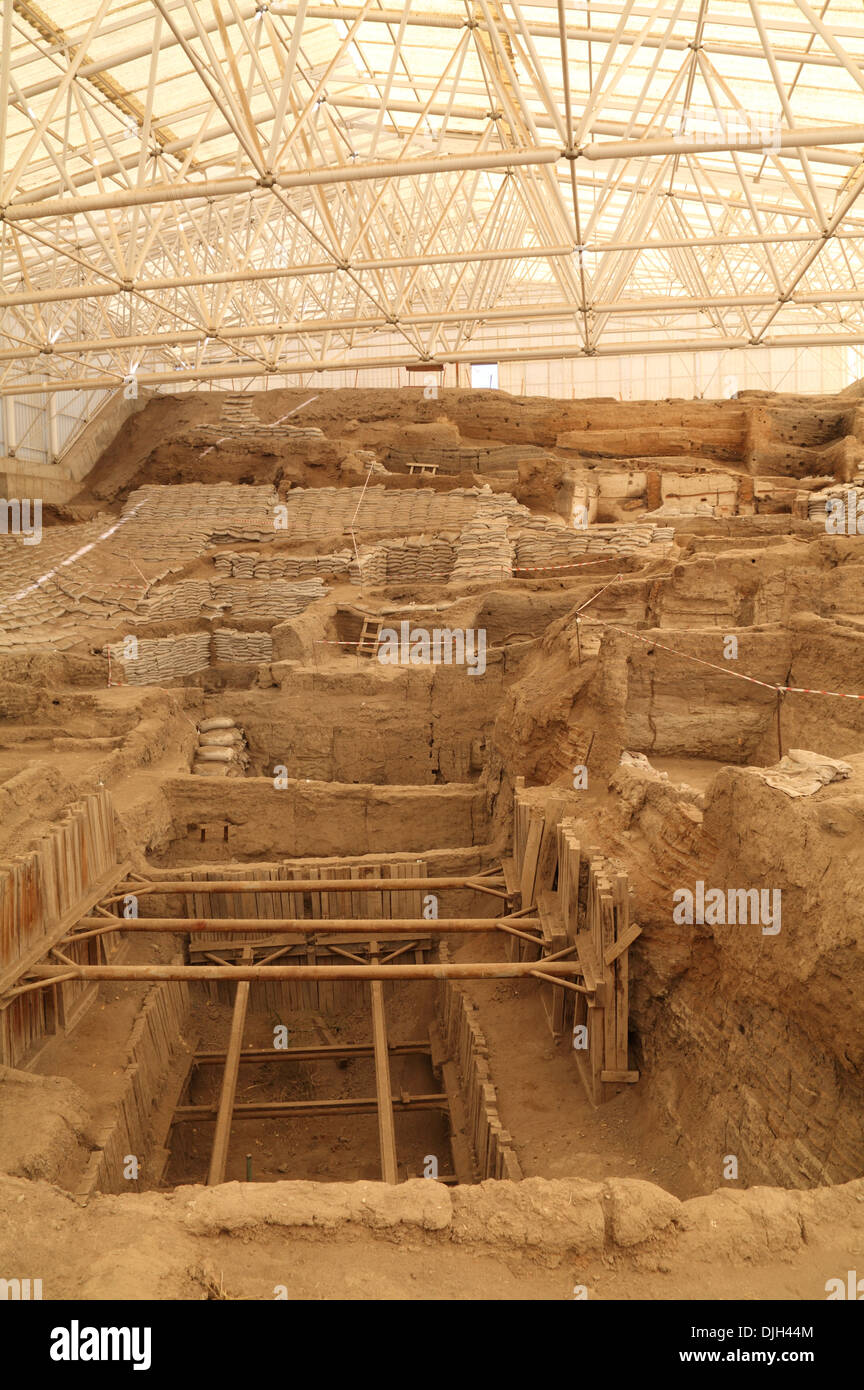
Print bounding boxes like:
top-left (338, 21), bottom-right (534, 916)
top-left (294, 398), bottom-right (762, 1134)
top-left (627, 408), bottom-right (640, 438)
top-left (206, 948), bottom-right (251, 1186)
top-left (74, 916), bottom-right (521, 934)
top-left (175, 1095), bottom-right (448, 1120)
top-left (369, 942), bottom-right (398, 1184)
top-left (603, 921), bottom-right (642, 966)
top-left (28, 960), bottom-right (583, 982)
top-left (193, 1041), bottom-right (430, 1064)
top-left (106, 876), bottom-right (502, 900)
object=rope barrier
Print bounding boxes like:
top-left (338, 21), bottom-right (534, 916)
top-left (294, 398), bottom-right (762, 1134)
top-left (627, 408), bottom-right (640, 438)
top-left (583, 617), bottom-right (864, 702)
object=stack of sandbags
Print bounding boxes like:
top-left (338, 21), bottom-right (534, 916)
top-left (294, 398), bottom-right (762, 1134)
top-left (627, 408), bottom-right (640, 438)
top-left (136, 580), bottom-right (218, 622)
top-left (212, 629), bottom-right (273, 663)
top-left (279, 486), bottom-right (484, 539)
top-left (514, 518), bottom-right (591, 569)
top-left (105, 632), bottom-right (210, 685)
top-left (124, 484), bottom-right (278, 561)
top-left (252, 552), bottom-right (351, 579)
top-left (220, 394), bottom-right (256, 427)
top-left (806, 480), bottom-right (864, 523)
top-left (380, 536), bottom-right (455, 582)
top-left (200, 398), bottom-right (324, 441)
top-left (132, 575), bottom-right (328, 623)
top-left (213, 552), bottom-right (257, 578)
top-left (281, 423), bottom-right (325, 439)
top-left (213, 551), bottom-right (351, 579)
top-left (210, 576), bottom-right (327, 620)
top-left (192, 717), bottom-right (250, 778)
top-left (349, 545), bottom-right (388, 585)
top-left (449, 515), bottom-right (514, 585)
top-left (584, 522), bottom-right (663, 552)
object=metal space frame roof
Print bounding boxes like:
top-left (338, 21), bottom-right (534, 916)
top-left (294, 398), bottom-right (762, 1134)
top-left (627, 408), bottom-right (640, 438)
top-left (3, 0), bottom-right (864, 394)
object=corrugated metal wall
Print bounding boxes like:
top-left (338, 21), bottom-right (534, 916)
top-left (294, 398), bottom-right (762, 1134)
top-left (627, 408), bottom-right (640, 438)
top-left (0, 387), bottom-right (110, 465)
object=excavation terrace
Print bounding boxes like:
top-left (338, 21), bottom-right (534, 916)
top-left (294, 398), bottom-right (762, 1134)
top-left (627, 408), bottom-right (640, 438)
top-left (1, 385), bottom-right (863, 1300)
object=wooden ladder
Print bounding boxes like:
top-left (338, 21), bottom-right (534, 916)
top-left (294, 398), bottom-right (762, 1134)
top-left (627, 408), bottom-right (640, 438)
top-left (357, 616), bottom-right (383, 656)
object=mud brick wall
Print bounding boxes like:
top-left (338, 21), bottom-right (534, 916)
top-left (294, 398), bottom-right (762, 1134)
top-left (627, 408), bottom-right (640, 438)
top-left (161, 778), bottom-right (488, 857)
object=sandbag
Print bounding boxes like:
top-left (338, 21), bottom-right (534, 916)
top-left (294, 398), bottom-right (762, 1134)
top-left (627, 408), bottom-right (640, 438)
top-left (199, 730), bottom-right (244, 747)
top-left (196, 746), bottom-right (236, 763)
top-left (192, 761), bottom-right (231, 777)
top-left (199, 717), bottom-right (237, 732)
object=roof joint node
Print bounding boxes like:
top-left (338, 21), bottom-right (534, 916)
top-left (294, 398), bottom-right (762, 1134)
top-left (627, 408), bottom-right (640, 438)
top-left (257, 172), bottom-right (276, 188)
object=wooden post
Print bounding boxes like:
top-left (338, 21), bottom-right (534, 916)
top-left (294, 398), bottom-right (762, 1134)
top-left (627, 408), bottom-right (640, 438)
top-left (207, 947), bottom-right (251, 1186)
top-left (613, 872), bottom-right (630, 1073)
top-left (369, 942), bottom-right (398, 1184)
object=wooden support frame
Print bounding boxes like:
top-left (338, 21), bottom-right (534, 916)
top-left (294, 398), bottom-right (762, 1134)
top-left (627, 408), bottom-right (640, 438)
top-left (0, 861), bottom-right (131, 997)
top-left (510, 793), bottom-right (642, 1106)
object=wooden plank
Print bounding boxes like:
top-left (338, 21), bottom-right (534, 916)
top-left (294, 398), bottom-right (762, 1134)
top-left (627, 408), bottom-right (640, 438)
top-left (428, 1022), bottom-right (474, 1184)
top-left (600, 891), bottom-right (616, 1086)
top-left (536, 799), bottom-right (565, 892)
top-left (613, 873), bottom-right (631, 1073)
top-left (574, 932), bottom-right (604, 1002)
top-left (519, 811), bottom-right (544, 909)
top-left (600, 1069), bottom-right (640, 1084)
top-left (539, 890), bottom-right (569, 1036)
top-left (587, 1001), bottom-right (605, 1105)
top-left (604, 921), bottom-right (642, 966)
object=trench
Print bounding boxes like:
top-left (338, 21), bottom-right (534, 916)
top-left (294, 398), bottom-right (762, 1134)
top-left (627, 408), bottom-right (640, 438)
top-left (4, 391), bottom-right (864, 1239)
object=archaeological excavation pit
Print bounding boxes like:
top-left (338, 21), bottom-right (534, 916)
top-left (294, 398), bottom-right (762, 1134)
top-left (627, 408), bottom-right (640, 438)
top-left (1, 382), bottom-right (864, 1314)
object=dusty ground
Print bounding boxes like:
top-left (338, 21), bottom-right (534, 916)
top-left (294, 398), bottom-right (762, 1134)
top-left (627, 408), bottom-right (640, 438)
top-left (2, 1169), bottom-right (863, 1300)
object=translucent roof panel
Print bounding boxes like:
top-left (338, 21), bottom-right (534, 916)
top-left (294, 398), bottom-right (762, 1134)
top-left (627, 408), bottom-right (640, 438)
top-left (3, 0), bottom-right (864, 392)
